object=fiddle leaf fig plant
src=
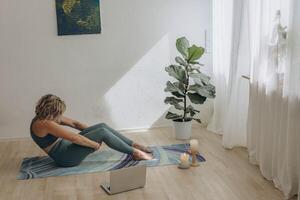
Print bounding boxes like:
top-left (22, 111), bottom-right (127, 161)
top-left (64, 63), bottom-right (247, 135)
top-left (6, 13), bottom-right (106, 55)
top-left (164, 37), bottom-right (216, 123)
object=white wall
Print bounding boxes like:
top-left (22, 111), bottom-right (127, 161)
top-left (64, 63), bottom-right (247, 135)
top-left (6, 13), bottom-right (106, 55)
top-left (0, 0), bottom-right (212, 139)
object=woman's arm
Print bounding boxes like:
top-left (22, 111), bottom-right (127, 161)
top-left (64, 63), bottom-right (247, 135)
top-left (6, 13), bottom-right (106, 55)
top-left (43, 120), bottom-right (100, 150)
top-left (59, 116), bottom-right (88, 131)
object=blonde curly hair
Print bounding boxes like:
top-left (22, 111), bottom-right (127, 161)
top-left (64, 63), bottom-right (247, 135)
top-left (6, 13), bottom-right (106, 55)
top-left (35, 94), bottom-right (66, 120)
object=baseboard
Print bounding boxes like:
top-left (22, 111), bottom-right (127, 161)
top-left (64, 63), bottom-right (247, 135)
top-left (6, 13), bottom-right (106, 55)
top-left (118, 122), bottom-right (206, 133)
top-left (117, 124), bottom-right (171, 133)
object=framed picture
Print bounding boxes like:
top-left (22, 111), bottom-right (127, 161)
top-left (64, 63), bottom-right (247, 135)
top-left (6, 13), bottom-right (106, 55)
top-left (55, 0), bottom-right (101, 36)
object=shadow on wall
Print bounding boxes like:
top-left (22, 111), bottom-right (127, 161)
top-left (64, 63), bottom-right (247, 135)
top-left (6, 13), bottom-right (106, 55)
top-left (96, 34), bottom-right (172, 130)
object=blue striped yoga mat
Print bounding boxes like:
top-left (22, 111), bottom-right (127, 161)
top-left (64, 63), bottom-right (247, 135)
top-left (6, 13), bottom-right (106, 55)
top-left (17, 143), bottom-right (205, 180)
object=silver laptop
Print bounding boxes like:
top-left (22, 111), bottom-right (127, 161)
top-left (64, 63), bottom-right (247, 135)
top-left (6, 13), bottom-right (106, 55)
top-left (101, 165), bottom-right (147, 195)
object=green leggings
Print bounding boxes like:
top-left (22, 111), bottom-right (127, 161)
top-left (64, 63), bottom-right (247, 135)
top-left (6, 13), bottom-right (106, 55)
top-left (48, 123), bottom-right (134, 167)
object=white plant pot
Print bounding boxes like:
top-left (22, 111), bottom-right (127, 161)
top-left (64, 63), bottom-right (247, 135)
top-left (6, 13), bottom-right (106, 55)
top-left (173, 120), bottom-right (192, 140)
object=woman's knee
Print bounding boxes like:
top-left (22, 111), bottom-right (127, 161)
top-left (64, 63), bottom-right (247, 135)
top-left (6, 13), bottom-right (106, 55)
top-left (98, 127), bottom-right (112, 136)
top-left (87, 127), bottom-right (111, 140)
top-left (90, 123), bottom-right (109, 130)
top-left (91, 122), bottom-right (104, 128)
top-left (99, 123), bottom-right (109, 128)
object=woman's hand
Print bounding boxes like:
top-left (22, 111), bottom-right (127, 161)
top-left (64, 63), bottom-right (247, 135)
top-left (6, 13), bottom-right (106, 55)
top-left (94, 142), bottom-right (102, 151)
top-left (44, 121), bottom-right (102, 150)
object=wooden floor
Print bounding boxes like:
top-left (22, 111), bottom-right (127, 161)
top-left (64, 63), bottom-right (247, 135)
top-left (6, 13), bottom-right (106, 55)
top-left (0, 126), bottom-right (289, 200)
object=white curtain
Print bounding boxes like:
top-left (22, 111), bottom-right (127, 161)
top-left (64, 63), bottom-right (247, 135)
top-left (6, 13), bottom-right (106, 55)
top-left (210, 0), bottom-right (300, 199)
top-left (246, 0), bottom-right (300, 199)
top-left (208, 0), bottom-right (250, 148)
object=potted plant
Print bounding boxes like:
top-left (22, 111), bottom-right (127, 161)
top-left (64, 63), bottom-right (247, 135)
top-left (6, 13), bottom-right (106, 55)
top-left (164, 37), bottom-right (216, 140)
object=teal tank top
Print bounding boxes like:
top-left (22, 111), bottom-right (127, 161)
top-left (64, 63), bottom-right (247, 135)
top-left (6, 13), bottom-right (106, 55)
top-left (30, 117), bottom-right (58, 149)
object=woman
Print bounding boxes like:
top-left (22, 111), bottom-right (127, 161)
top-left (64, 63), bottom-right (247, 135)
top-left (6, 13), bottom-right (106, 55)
top-left (30, 94), bottom-right (153, 167)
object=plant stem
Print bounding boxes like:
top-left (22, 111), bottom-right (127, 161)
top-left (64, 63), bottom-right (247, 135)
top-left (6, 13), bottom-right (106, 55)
top-left (183, 66), bottom-right (190, 121)
top-left (183, 93), bottom-right (186, 121)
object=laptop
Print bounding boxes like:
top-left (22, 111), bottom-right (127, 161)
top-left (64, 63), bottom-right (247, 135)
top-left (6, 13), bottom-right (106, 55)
top-left (101, 164), bottom-right (147, 195)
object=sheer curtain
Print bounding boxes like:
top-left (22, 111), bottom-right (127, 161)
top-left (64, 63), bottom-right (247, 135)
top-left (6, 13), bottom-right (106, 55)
top-left (246, 0), bottom-right (300, 199)
top-left (210, 0), bottom-right (300, 198)
top-left (208, 0), bottom-right (250, 148)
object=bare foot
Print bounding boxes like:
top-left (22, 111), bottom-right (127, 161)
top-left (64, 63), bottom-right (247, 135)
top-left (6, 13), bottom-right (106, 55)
top-left (187, 149), bottom-right (199, 155)
top-left (132, 143), bottom-right (153, 153)
top-left (132, 149), bottom-right (153, 160)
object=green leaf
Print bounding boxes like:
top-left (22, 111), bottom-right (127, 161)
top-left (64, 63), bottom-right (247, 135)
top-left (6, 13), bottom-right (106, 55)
top-left (187, 92), bottom-right (207, 104)
top-left (173, 82), bottom-right (186, 92)
top-left (192, 118), bottom-right (202, 123)
top-left (176, 37), bottom-right (189, 59)
top-left (190, 61), bottom-right (204, 66)
top-left (186, 105), bottom-right (200, 117)
top-left (165, 112), bottom-right (183, 120)
top-left (164, 97), bottom-right (183, 104)
top-left (187, 66), bottom-right (201, 73)
top-left (189, 84), bottom-right (216, 98)
top-left (171, 91), bottom-right (185, 98)
top-left (164, 81), bottom-right (184, 95)
top-left (165, 65), bottom-right (186, 82)
top-left (190, 72), bottom-right (211, 86)
top-left (187, 45), bottom-right (205, 62)
top-left (192, 68), bottom-right (201, 73)
top-left (164, 97), bottom-right (184, 110)
top-left (190, 111), bottom-right (197, 117)
top-left (175, 56), bottom-right (188, 67)
top-left (174, 104), bottom-right (184, 110)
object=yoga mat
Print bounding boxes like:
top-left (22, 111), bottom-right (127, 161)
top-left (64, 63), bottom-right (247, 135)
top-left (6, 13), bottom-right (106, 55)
top-left (17, 143), bottom-right (205, 180)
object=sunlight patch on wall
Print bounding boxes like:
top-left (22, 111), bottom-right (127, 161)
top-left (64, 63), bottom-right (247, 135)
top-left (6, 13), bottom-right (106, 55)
top-left (98, 34), bottom-right (171, 130)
